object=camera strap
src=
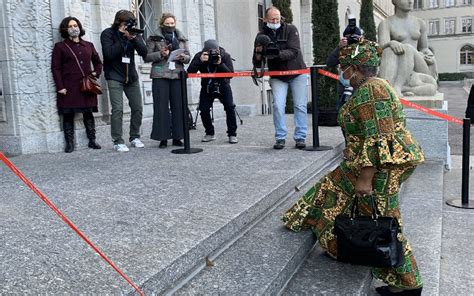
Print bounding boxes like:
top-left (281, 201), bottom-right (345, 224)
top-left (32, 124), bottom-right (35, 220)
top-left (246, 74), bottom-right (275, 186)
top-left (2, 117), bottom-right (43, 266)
top-left (207, 65), bottom-right (217, 85)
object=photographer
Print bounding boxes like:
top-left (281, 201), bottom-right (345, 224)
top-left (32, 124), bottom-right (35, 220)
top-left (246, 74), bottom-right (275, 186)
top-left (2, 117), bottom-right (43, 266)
top-left (326, 16), bottom-right (362, 110)
top-left (187, 39), bottom-right (238, 144)
top-left (253, 6), bottom-right (307, 150)
top-left (144, 13), bottom-right (190, 148)
top-left (100, 10), bottom-right (147, 152)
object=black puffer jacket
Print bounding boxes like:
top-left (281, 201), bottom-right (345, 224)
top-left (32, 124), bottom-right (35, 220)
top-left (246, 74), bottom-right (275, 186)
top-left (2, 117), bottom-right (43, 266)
top-left (187, 47), bottom-right (234, 87)
top-left (253, 22), bottom-right (306, 82)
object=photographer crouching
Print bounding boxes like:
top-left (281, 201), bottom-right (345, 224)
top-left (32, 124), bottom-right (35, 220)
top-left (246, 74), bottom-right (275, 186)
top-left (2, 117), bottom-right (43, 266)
top-left (187, 39), bottom-right (238, 144)
top-left (253, 6), bottom-right (308, 150)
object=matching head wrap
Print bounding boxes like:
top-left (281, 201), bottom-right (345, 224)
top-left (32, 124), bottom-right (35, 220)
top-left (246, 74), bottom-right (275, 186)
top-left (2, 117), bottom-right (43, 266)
top-left (339, 38), bottom-right (383, 67)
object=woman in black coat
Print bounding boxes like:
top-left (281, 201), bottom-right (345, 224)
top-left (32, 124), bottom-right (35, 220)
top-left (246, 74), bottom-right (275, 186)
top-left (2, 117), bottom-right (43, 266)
top-left (51, 17), bottom-right (103, 153)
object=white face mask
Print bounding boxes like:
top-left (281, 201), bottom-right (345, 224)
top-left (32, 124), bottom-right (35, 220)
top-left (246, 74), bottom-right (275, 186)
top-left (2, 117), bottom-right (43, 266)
top-left (68, 27), bottom-right (80, 37)
top-left (266, 22), bottom-right (281, 30)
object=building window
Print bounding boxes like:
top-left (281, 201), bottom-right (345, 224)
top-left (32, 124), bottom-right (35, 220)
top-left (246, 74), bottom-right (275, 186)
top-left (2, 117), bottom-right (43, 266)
top-left (258, 3), bottom-right (265, 31)
top-left (414, 0), bottom-right (423, 9)
top-left (429, 19), bottom-right (440, 35)
top-left (460, 45), bottom-right (474, 64)
top-left (445, 0), bottom-right (455, 7)
top-left (131, 0), bottom-right (156, 39)
top-left (429, 0), bottom-right (439, 7)
top-left (445, 18), bottom-right (456, 34)
top-left (462, 18), bottom-right (473, 32)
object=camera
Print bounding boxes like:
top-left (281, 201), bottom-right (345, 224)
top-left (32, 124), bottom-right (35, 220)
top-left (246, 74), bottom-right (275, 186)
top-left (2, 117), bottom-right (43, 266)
top-left (207, 81), bottom-right (221, 97)
top-left (343, 16), bottom-right (361, 45)
top-left (254, 35), bottom-right (280, 59)
top-left (208, 49), bottom-right (220, 64)
top-left (125, 18), bottom-right (144, 34)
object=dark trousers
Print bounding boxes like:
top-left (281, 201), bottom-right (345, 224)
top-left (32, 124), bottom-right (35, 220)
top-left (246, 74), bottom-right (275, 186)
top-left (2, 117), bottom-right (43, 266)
top-left (199, 83), bottom-right (237, 137)
top-left (151, 78), bottom-right (184, 141)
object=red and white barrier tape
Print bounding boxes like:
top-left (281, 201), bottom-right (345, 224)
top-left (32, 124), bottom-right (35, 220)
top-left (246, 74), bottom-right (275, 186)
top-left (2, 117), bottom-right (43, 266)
top-left (0, 152), bottom-right (144, 296)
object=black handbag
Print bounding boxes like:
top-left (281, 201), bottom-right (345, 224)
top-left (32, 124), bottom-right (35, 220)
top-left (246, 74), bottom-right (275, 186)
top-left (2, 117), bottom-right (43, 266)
top-left (334, 195), bottom-right (404, 268)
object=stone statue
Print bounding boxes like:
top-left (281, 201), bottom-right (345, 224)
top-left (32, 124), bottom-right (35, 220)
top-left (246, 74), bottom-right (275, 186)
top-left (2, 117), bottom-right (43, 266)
top-left (378, 0), bottom-right (438, 96)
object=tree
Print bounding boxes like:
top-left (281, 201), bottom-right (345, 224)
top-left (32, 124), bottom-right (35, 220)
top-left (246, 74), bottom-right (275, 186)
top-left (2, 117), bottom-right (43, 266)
top-left (272, 0), bottom-right (293, 24)
top-left (312, 0), bottom-right (340, 109)
top-left (360, 0), bottom-right (377, 41)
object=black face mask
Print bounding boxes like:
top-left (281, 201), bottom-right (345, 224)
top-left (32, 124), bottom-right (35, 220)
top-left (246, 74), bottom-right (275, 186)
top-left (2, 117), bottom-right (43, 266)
top-left (162, 26), bottom-right (176, 33)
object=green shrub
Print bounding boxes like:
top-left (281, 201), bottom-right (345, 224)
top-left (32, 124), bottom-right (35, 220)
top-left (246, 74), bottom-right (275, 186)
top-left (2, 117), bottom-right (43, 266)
top-left (438, 72), bottom-right (468, 81)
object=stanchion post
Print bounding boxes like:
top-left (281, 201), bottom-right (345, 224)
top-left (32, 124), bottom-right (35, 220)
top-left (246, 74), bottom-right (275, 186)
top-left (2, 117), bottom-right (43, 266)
top-left (304, 66), bottom-right (332, 151)
top-left (171, 71), bottom-right (203, 154)
top-left (446, 118), bottom-right (473, 208)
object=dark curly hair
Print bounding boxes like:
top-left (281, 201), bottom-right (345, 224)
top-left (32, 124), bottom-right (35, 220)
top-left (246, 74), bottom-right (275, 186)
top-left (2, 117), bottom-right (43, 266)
top-left (112, 10), bottom-right (136, 29)
top-left (59, 16), bottom-right (85, 39)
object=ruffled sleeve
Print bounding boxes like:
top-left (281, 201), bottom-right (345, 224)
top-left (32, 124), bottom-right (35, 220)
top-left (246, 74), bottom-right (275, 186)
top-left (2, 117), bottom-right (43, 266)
top-left (344, 79), bottom-right (424, 169)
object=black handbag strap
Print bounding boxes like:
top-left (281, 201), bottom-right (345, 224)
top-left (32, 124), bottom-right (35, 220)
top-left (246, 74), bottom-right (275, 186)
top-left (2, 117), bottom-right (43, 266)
top-left (350, 195), bottom-right (379, 219)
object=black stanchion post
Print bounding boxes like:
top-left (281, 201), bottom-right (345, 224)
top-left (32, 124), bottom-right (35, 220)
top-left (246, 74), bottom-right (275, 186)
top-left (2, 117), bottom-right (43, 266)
top-left (304, 66), bottom-right (332, 151)
top-left (446, 118), bottom-right (473, 208)
top-left (171, 71), bottom-right (203, 154)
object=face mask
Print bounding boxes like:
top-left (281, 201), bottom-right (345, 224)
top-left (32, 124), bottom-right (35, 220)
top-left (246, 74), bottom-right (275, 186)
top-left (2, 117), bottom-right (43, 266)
top-left (266, 23), bottom-right (281, 30)
top-left (162, 26), bottom-right (176, 33)
top-left (339, 67), bottom-right (354, 88)
top-left (68, 27), bottom-right (80, 37)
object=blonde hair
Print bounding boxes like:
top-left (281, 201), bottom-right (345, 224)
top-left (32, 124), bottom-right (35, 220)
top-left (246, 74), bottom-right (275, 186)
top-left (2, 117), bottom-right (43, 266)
top-left (159, 13), bottom-right (176, 26)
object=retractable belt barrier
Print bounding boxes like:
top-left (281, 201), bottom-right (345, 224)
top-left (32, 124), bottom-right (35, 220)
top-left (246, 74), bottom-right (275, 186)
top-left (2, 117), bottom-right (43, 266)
top-left (0, 152), bottom-right (145, 296)
top-left (188, 68), bottom-right (464, 125)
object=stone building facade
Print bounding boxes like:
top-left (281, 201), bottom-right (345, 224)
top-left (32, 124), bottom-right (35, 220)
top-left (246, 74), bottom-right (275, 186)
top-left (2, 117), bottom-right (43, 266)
top-left (0, 0), bottom-right (392, 155)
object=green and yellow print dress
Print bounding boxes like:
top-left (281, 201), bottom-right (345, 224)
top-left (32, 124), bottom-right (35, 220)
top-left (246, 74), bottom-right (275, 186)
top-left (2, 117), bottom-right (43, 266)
top-left (282, 78), bottom-right (425, 289)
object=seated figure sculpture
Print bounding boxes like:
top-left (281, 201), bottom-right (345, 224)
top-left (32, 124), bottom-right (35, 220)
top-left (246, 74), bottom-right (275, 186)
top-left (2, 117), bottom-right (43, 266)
top-left (378, 0), bottom-right (438, 96)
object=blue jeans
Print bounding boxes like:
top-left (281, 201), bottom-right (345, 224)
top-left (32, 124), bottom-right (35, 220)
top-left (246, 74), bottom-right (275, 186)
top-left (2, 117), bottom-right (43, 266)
top-left (270, 74), bottom-right (308, 140)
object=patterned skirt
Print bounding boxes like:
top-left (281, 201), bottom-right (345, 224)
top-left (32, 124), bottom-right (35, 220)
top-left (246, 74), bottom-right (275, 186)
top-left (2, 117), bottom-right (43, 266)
top-left (282, 161), bottom-right (423, 289)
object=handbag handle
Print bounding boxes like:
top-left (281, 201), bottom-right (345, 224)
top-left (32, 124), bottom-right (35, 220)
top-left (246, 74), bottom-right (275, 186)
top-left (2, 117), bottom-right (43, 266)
top-left (350, 195), bottom-right (379, 220)
top-left (63, 42), bottom-right (86, 78)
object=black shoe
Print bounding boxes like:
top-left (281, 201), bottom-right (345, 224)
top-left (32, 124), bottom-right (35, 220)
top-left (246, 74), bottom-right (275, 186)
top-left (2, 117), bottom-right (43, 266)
top-left (172, 139), bottom-right (183, 146)
top-left (273, 139), bottom-right (285, 150)
top-left (88, 140), bottom-right (101, 149)
top-left (159, 140), bottom-right (167, 148)
top-left (295, 139), bottom-right (306, 149)
top-left (376, 286), bottom-right (422, 296)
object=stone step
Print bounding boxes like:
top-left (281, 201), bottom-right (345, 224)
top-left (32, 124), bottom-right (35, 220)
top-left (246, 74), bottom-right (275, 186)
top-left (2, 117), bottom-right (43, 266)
top-left (282, 161), bottom-right (445, 296)
top-left (170, 154), bottom-right (342, 295)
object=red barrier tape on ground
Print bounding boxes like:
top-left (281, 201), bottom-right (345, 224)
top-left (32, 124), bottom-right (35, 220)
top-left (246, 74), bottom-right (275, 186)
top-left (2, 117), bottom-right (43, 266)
top-left (0, 152), bottom-right (144, 296)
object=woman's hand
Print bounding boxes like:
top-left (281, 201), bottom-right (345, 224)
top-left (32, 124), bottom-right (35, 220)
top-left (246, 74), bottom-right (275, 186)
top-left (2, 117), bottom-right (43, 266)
top-left (58, 89), bottom-right (67, 95)
top-left (160, 47), bottom-right (170, 58)
top-left (354, 166), bottom-right (377, 197)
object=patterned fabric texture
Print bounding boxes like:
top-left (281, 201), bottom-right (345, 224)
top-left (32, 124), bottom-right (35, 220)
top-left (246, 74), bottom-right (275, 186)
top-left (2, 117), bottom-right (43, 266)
top-left (282, 78), bottom-right (424, 289)
top-left (339, 38), bottom-right (383, 67)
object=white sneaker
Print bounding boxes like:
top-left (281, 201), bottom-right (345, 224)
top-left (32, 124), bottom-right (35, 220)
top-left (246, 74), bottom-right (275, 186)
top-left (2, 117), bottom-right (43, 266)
top-left (229, 136), bottom-right (238, 144)
top-left (114, 144), bottom-right (129, 152)
top-left (131, 138), bottom-right (145, 148)
top-left (201, 134), bottom-right (216, 142)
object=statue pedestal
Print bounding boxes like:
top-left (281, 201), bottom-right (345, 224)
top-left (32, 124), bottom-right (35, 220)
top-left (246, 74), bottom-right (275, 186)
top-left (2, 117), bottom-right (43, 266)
top-left (403, 92), bottom-right (451, 168)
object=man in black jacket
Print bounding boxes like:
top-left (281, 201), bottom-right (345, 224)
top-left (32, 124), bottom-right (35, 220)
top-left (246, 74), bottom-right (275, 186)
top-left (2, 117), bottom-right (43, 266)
top-left (253, 7), bottom-right (307, 150)
top-left (187, 39), bottom-right (238, 144)
top-left (100, 10), bottom-right (148, 152)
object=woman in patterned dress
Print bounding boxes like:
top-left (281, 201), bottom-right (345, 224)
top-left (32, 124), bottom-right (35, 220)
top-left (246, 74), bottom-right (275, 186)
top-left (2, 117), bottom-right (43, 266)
top-left (282, 39), bottom-right (424, 296)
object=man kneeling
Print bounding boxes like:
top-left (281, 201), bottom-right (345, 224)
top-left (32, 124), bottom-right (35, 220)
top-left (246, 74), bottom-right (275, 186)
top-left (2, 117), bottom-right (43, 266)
top-left (187, 39), bottom-right (238, 144)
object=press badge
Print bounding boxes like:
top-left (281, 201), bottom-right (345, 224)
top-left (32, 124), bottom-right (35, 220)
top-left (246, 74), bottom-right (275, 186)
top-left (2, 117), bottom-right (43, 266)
top-left (122, 57), bottom-right (131, 64)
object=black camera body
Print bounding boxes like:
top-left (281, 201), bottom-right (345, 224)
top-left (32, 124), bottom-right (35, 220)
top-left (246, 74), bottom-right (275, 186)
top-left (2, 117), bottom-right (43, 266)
top-left (207, 81), bottom-right (221, 97)
top-left (208, 49), bottom-right (220, 64)
top-left (263, 42), bottom-right (280, 59)
top-left (125, 18), bottom-right (144, 34)
top-left (344, 17), bottom-right (361, 45)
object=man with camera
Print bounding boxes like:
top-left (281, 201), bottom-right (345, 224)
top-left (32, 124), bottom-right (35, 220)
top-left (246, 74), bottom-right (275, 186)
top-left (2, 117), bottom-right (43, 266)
top-left (100, 10), bottom-right (147, 152)
top-left (187, 39), bottom-right (238, 144)
top-left (253, 6), bottom-right (307, 150)
top-left (326, 15), bottom-right (362, 110)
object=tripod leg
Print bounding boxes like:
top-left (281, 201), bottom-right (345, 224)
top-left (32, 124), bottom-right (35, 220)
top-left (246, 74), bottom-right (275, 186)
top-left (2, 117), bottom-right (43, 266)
top-left (194, 107), bottom-right (199, 128)
top-left (233, 104), bottom-right (243, 125)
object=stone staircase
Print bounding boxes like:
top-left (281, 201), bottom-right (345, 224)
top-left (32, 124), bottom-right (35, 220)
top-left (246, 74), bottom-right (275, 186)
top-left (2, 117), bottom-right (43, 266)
top-left (147, 160), bottom-right (445, 295)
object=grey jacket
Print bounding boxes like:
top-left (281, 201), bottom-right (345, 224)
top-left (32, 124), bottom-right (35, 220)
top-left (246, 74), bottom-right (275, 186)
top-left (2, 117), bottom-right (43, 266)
top-left (144, 28), bottom-right (191, 79)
